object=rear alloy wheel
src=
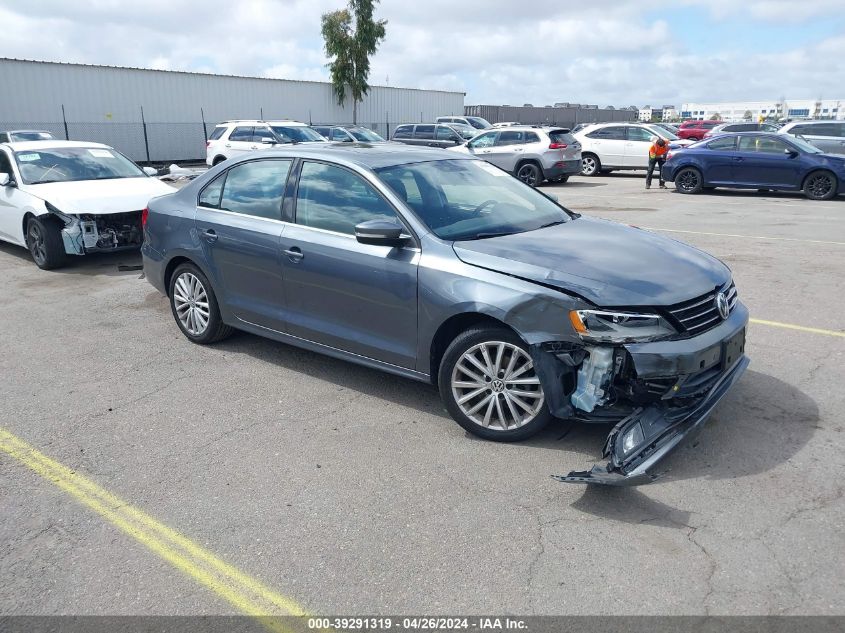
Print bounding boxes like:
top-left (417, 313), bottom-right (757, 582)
top-left (439, 327), bottom-right (551, 442)
top-left (516, 163), bottom-right (541, 187)
top-left (675, 167), bottom-right (703, 194)
top-left (169, 263), bottom-right (233, 344)
top-left (26, 216), bottom-right (66, 270)
top-left (803, 170), bottom-right (837, 201)
top-left (581, 154), bottom-right (600, 176)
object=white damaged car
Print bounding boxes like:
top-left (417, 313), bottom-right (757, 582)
top-left (0, 140), bottom-right (173, 269)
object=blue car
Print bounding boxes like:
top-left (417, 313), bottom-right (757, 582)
top-left (663, 132), bottom-right (845, 200)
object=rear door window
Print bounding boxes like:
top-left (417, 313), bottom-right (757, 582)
top-left (707, 136), bottom-right (737, 150)
top-left (228, 126), bottom-right (254, 142)
top-left (218, 159), bottom-right (292, 219)
top-left (587, 126), bottom-right (626, 140)
top-left (414, 125), bottom-right (435, 140)
top-left (496, 131), bottom-right (524, 146)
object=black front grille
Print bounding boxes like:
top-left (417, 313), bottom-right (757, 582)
top-left (665, 281), bottom-right (737, 336)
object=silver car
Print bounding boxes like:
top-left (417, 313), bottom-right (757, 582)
top-left (450, 126), bottom-right (582, 185)
top-left (779, 120), bottom-right (845, 155)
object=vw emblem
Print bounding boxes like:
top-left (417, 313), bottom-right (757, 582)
top-left (715, 292), bottom-right (729, 319)
top-left (491, 379), bottom-right (505, 393)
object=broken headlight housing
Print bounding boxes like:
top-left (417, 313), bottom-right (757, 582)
top-left (569, 310), bottom-right (676, 343)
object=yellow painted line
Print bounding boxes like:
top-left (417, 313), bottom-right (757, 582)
top-left (751, 318), bottom-right (845, 338)
top-left (643, 227), bottom-right (845, 246)
top-left (0, 428), bottom-right (307, 631)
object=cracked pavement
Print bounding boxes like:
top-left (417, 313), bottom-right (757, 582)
top-left (1, 174), bottom-right (843, 615)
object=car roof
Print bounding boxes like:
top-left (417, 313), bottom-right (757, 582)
top-left (2, 140), bottom-right (111, 151)
top-left (2, 129), bottom-right (53, 134)
top-left (235, 142), bottom-right (476, 170)
top-left (218, 119), bottom-right (306, 126)
top-left (782, 120), bottom-right (835, 127)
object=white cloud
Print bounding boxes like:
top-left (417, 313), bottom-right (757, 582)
top-left (0, 0), bottom-right (841, 107)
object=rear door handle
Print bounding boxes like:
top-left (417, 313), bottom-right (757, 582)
top-left (200, 229), bottom-right (218, 243)
top-left (283, 247), bottom-right (304, 262)
top-left (224, 143), bottom-right (232, 148)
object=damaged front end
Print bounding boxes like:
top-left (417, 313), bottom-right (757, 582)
top-left (48, 205), bottom-right (144, 255)
top-left (530, 289), bottom-right (750, 486)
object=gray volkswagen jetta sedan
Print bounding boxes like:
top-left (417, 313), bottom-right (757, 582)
top-left (142, 143), bottom-right (749, 486)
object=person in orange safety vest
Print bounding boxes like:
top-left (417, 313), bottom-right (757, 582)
top-left (646, 137), bottom-right (669, 189)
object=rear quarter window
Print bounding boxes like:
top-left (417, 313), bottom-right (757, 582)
top-left (393, 126), bottom-right (412, 139)
top-left (209, 127), bottom-right (227, 141)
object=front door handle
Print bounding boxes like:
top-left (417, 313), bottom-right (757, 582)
top-left (283, 247), bottom-right (304, 262)
top-left (733, 157), bottom-right (744, 162)
top-left (200, 229), bottom-right (218, 243)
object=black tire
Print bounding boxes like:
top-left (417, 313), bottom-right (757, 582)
top-left (515, 162), bottom-right (542, 187)
top-left (675, 167), bottom-right (703, 194)
top-left (803, 170), bottom-right (837, 201)
top-left (552, 175), bottom-right (570, 184)
top-left (212, 155), bottom-right (227, 166)
top-left (438, 326), bottom-right (552, 442)
top-left (581, 153), bottom-right (601, 176)
top-left (168, 262), bottom-right (233, 344)
top-left (26, 216), bottom-right (66, 270)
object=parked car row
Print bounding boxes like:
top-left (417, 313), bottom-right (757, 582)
top-left (573, 122), bottom-right (693, 176)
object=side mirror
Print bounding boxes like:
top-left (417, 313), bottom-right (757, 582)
top-left (261, 139), bottom-right (278, 145)
top-left (0, 172), bottom-right (13, 186)
top-left (784, 147), bottom-right (798, 157)
top-left (453, 138), bottom-right (462, 145)
top-left (142, 166), bottom-right (158, 177)
top-left (354, 219), bottom-right (410, 247)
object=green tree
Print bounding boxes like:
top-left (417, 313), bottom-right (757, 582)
top-left (321, 0), bottom-right (387, 124)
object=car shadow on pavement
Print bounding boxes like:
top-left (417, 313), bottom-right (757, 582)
top-left (673, 187), bottom-right (844, 201)
top-left (0, 242), bottom-right (144, 277)
top-left (567, 369), bottom-right (819, 525)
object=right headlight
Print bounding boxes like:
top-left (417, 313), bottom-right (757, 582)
top-left (569, 309), bottom-right (676, 343)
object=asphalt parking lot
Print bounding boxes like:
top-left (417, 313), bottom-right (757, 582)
top-left (1, 172), bottom-right (843, 617)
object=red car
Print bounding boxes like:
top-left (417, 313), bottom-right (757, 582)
top-left (676, 120), bottom-right (721, 141)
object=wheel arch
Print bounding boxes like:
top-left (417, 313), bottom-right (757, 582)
top-left (802, 168), bottom-right (838, 191)
top-left (429, 312), bottom-right (517, 384)
top-left (514, 158), bottom-right (544, 175)
top-left (163, 255), bottom-right (212, 297)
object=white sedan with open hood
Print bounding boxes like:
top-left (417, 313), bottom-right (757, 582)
top-left (0, 140), bottom-right (173, 269)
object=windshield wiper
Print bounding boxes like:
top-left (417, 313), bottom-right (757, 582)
top-left (30, 179), bottom-right (62, 184)
top-left (466, 230), bottom-right (518, 240)
top-left (537, 220), bottom-right (566, 229)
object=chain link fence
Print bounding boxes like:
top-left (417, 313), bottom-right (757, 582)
top-left (1, 118), bottom-right (396, 165)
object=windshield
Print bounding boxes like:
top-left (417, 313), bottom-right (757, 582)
top-left (348, 127), bottom-right (384, 142)
top-left (13, 147), bottom-right (145, 184)
top-left (270, 126), bottom-right (327, 143)
top-left (466, 117), bottom-right (492, 130)
top-left (376, 159), bottom-right (571, 241)
top-left (647, 125), bottom-right (680, 141)
top-left (11, 131), bottom-right (54, 141)
top-left (787, 136), bottom-right (823, 154)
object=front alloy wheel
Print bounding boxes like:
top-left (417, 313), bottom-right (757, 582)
top-left (804, 171), bottom-right (836, 200)
top-left (451, 341), bottom-right (545, 431)
top-left (439, 327), bottom-right (552, 442)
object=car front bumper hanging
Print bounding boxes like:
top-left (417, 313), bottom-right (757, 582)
top-left (553, 354), bottom-right (749, 486)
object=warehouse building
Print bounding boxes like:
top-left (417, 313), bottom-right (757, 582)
top-left (464, 104), bottom-right (636, 128)
top-left (0, 58), bottom-right (465, 162)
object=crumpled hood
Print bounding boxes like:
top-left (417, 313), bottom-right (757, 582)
top-left (26, 177), bottom-right (174, 215)
top-left (452, 216), bottom-right (731, 307)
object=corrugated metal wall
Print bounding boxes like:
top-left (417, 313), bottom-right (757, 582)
top-left (465, 105), bottom-right (636, 128)
top-left (0, 58), bottom-right (464, 162)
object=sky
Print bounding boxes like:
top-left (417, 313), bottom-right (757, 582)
top-left (1, 0), bottom-right (843, 107)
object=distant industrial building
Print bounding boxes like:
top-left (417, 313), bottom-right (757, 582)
top-left (0, 57), bottom-right (464, 162)
top-left (680, 99), bottom-right (844, 121)
top-left (464, 104), bottom-right (635, 128)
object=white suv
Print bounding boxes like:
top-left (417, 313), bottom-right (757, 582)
top-left (573, 123), bottom-right (693, 176)
top-left (206, 120), bottom-right (327, 166)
